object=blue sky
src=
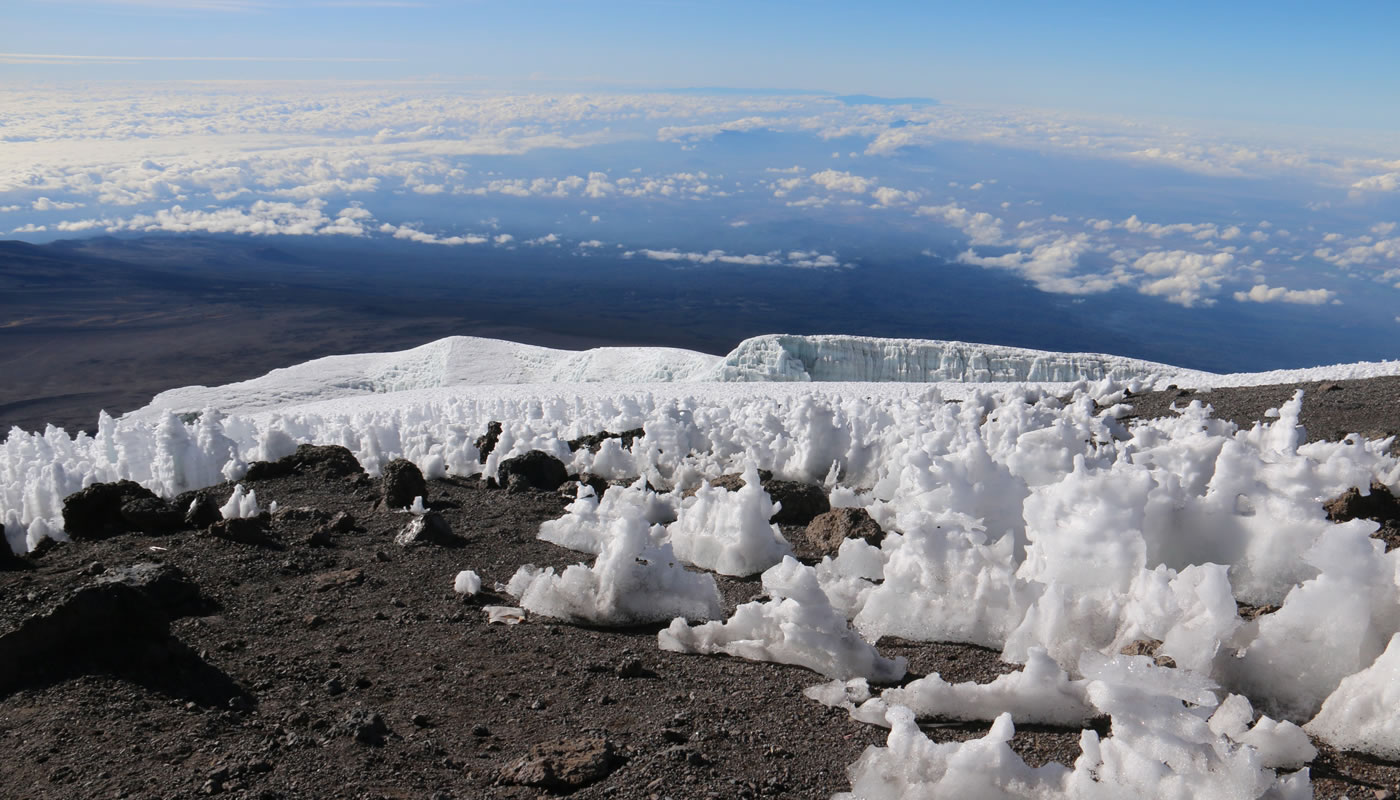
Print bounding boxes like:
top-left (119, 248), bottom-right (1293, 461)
top-left (7, 0), bottom-right (1400, 129)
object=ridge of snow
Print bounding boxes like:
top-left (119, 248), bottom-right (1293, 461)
top-left (123, 333), bottom-right (1400, 424)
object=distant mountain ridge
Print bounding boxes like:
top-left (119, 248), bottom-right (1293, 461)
top-left (127, 333), bottom-right (1201, 421)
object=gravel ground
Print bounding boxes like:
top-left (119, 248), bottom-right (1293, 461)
top-left (2, 377), bottom-right (1399, 799)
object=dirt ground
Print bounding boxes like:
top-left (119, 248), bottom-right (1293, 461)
top-left (3, 379), bottom-right (1400, 799)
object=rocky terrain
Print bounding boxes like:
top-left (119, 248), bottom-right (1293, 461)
top-left (2, 379), bottom-right (1400, 800)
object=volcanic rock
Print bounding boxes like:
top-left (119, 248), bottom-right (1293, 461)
top-left (567, 428), bottom-right (645, 453)
top-left (61, 480), bottom-right (161, 539)
top-left (244, 444), bottom-right (364, 481)
top-left (1324, 480), bottom-right (1400, 525)
top-left (208, 516), bottom-right (281, 549)
top-left (395, 512), bottom-right (463, 547)
top-left (499, 451), bottom-right (569, 493)
top-left (382, 459), bottom-right (427, 510)
top-left (498, 736), bottom-right (626, 793)
top-left (476, 421), bottom-right (503, 463)
top-left (119, 496), bottom-right (185, 533)
top-left (806, 507), bottom-right (884, 555)
top-left (702, 470), bottom-right (831, 525)
top-left (95, 562), bottom-right (210, 618)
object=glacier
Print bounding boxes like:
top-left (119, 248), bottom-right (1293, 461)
top-left (713, 333), bottom-right (1199, 383)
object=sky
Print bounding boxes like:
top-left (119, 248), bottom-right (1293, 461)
top-left (7, 0), bottom-right (1400, 130)
top-left (3, 0), bottom-right (1400, 367)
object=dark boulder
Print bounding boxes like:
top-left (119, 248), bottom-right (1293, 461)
top-left (381, 459), bottom-right (427, 509)
top-left (699, 470), bottom-right (831, 525)
top-left (119, 496), bottom-right (185, 533)
top-left (806, 507), bottom-right (884, 556)
top-left (499, 451), bottom-right (569, 493)
top-left (244, 444), bottom-right (364, 481)
top-left (62, 480), bottom-right (161, 539)
top-left (94, 561), bottom-right (211, 619)
top-left (0, 582), bottom-right (170, 695)
top-left (1325, 480), bottom-right (1400, 525)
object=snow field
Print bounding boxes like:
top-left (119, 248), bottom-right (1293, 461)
top-left (5, 369), bottom-right (1400, 796)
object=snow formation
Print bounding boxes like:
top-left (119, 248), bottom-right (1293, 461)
top-left (6, 334), bottom-right (1400, 795)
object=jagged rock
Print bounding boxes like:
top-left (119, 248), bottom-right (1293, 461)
top-left (1324, 480), bottom-right (1400, 525)
top-left (95, 562), bottom-right (209, 618)
top-left (61, 480), bottom-right (161, 539)
top-left (806, 507), bottom-right (884, 555)
top-left (395, 512), bottom-right (463, 547)
top-left (342, 709), bottom-right (389, 746)
top-left (498, 451), bottom-right (569, 493)
top-left (119, 497), bottom-right (185, 533)
top-left (244, 444), bottom-right (365, 481)
top-left (382, 459), bottom-right (427, 510)
top-left (567, 428), bottom-right (645, 453)
top-left (208, 516), bottom-right (281, 549)
top-left (498, 736), bottom-right (626, 793)
top-left (476, 421), bottom-right (503, 464)
top-left (176, 491), bottom-right (223, 529)
top-left (0, 582), bottom-right (170, 695)
top-left (699, 470), bottom-right (831, 525)
top-left (328, 511), bottom-right (356, 532)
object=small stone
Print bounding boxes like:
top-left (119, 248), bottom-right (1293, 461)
top-left (313, 567), bottom-right (364, 592)
top-left (616, 658), bottom-right (652, 679)
top-left (324, 678), bottom-right (345, 696)
top-left (342, 709), bottom-right (389, 746)
top-left (497, 737), bottom-right (625, 793)
top-left (395, 512), bottom-right (463, 547)
top-left (471, 724), bottom-right (490, 737)
top-left (412, 713), bottom-right (432, 728)
top-left (304, 614), bottom-right (326, 629)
